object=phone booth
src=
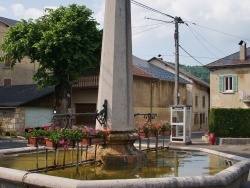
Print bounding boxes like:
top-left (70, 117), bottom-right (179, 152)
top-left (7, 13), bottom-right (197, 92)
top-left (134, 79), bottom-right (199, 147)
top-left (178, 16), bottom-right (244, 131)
top-left (170, 105), bottom-right (192, 145)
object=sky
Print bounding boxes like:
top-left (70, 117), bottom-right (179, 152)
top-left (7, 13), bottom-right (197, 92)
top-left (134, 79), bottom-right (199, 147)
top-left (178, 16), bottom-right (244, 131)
top-left (1, 0), bottom-right (250, 66)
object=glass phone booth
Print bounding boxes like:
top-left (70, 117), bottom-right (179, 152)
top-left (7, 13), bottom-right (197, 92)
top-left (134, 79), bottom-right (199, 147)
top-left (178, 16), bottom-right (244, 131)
top-left (170, 105), bottom-right (192, 145)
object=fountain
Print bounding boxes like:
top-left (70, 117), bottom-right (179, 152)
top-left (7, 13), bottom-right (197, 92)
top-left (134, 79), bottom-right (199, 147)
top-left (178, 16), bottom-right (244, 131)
top-left (0, 0), bottom-right (249, 187)
top-left (92, 0), bottom-right (146, 164)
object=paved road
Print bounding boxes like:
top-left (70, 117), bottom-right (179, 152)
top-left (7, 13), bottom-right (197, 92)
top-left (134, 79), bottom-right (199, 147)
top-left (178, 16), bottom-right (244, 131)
top-left (0, 138), bottom-right (27, 149)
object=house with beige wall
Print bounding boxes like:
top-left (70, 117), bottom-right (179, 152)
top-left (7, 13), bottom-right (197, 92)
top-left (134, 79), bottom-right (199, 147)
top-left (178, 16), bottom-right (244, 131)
top-left (72, 56), bottom-right (189, 127)
top-left (205, 41), bottom-right (250, 109)
top-left (0, 17), bottom-right (38, 86)
top-left (148, 57), bottom-right (210, 131)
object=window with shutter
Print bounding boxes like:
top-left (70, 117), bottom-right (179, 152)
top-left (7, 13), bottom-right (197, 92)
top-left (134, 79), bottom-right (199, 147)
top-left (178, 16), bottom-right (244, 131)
top-left (219, 75), bottom-right (238, 93)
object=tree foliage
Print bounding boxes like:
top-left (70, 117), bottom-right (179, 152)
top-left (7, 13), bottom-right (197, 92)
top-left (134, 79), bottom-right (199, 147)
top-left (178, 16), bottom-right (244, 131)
top-left (1, 4), bottom-right (102, 113)
top-left (179, 64), bottom-right (210, 83)
top-left (167, 62), bottom-right (210, 83)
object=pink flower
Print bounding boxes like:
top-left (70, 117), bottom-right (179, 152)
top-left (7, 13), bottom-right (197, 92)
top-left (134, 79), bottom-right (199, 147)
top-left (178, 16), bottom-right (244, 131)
top-left (72, 125), bottom-right (78, 131)
top-left (59, 139), bottom-right (65, 145)
top-left (63, 145), bottom-right (68, 150)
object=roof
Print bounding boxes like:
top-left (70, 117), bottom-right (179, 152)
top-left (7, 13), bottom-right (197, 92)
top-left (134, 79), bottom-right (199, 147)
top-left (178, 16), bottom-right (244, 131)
top-left (149, 57), bottom-right (210, 88)
top-left (132, 66), bottom-right (155, 78)
top-left (0, 84), bottom-right (54, 107)
top-left (133, 56), bottom-right (189, 84)
top-left (0, 16), bottom-right (19, 26)
top-left (205, 47), bottom-right (250, 69)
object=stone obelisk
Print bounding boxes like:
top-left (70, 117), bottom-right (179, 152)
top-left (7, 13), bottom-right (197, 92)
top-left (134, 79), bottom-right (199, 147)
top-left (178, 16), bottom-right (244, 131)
top-left (94, 0), bottom-right (147, 165)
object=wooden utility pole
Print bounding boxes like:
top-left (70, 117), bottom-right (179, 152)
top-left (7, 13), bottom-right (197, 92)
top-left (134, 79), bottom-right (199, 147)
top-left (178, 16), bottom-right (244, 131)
top-left (174, 17), bottom-right (183, 105)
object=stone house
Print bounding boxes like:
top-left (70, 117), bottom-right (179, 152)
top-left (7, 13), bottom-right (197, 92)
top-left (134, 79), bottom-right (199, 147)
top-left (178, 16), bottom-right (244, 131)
top-left (205, 41), bottom-right (250, 109)
top-left (148, 57), bottom-right (210, 131)
top-left (0, 84), bottom-right (54, 132)
top-left (0, 17), bottom-right (39, 87)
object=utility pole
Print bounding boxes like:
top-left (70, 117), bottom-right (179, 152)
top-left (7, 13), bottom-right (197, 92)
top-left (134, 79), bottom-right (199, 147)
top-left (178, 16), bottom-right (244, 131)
top-left (174, 17), bottom-right (183, 106)
top-left (145, 15), bottom-right (184, 106)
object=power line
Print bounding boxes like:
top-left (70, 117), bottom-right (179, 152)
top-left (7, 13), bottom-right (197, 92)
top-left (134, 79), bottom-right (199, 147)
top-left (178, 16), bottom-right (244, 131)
top-left (131, 0), bottom-right (174, 19)
top-left (179, 45), bottom-right (206, 67)
top-left (133, 24), bottom-right (165, 35)
top-left (187, 25), bottom-right (226, 56)
top-left (187, 25), bottom-right (219, 59)
top-left (186, 21), bottom-right (250, 42)
top-left (132, 23), bottom-right (166, 28)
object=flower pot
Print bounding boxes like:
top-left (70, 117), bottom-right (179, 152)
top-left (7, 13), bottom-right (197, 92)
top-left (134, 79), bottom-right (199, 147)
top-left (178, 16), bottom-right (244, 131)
top-left (38, 137), bottom-right (46, 146)
top-left (81, 137), bottom-right (104, 146)
top-left (159, 130), bottom-right (171, 136)
top-left (45, 138), bottom-right (56, 148)
top-left (209, 133), bottom-right (216, 145)
top-left (139, 132), bottom-right (150, 138)
top-left (28, 137), bottom-right (38, 147)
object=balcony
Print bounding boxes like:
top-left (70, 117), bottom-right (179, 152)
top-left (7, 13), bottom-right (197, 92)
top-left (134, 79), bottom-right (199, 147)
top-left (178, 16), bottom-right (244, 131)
top-left (73, 76), bottom-right (99, 88)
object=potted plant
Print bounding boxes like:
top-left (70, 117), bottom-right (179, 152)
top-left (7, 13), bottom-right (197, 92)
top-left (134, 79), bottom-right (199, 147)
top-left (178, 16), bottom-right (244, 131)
top-left (64, 126), bottom-right (83, 148)
top-left (150, 123), bottom-right (160, 137)
top-left (27, 128), bottom-right (47, 146)
top-left (81, 126), bottom-right (105, 146)
top-left (45, 128), bottom-right (63, 148)
top-left (159, 121), bottom-right (171, 136)
top-left (139, 122), bottom-right (151, 138)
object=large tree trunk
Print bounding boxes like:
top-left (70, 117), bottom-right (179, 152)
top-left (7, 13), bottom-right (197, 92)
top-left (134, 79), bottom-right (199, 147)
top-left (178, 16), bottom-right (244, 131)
top-left (53, 82), bottom-right (71, 128)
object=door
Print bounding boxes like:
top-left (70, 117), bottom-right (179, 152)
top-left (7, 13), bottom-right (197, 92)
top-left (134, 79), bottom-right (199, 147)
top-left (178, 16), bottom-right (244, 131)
top-left (75, 103), bottom-right (96, 126)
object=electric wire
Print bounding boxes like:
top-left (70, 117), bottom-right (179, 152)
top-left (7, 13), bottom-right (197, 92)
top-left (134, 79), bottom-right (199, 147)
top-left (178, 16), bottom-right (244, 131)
top-left (179, 44), bottom-right (208, 67)
top-left (133, 24), bottom-right (165, 35)
top-left (187, 25), bottom-right (226, 56)
top-left (132, 23), bottom-right (165, 28)
top-left (187, 25), bottom-right (219, 59)
top-left (131, 0), bottom-right (174, 19)
top-left (131, 0), bottom-right (249, 64)
top-left (186, 21), bottom-right (250, 42)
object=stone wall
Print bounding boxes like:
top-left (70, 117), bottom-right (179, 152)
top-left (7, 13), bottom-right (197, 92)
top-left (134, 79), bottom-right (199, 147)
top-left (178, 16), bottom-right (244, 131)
top-left (0, 108), bottom-right (25, 132)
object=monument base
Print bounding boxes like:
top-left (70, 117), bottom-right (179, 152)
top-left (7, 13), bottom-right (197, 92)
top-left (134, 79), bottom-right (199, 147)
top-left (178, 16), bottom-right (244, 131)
top-left (85, 131), bottom-right (147, 165)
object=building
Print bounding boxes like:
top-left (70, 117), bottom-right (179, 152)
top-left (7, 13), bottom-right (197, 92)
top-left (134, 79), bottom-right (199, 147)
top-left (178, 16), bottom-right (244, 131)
top-left (148, 57), bottom-right (210, 131)
top-left (205, 41), bottom-right (250, 109)
top-left (0, 84), bottom-right (54, 132)
top-left (0, 16), bottom-right (38, 86)
top-left (0, 56), bottom-right (190, 131)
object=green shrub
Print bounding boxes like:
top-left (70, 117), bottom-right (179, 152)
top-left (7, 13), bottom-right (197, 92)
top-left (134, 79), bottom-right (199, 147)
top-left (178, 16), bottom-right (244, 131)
top-left (208, 108), bottom-right (250, 138)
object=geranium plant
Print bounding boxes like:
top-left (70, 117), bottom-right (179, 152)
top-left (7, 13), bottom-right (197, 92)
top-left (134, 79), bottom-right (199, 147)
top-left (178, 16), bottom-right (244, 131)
top-left (159, 121), bottom-right (170, 132)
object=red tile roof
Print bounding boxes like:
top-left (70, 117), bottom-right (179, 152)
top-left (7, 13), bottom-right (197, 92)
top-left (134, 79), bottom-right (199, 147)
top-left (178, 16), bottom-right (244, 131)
top-left (132, 66), bottom-right (155, 78)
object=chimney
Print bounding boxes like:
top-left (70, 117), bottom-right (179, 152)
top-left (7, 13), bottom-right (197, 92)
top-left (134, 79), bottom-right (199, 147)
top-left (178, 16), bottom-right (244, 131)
top-left (239, 40), bottom-right (247, 60)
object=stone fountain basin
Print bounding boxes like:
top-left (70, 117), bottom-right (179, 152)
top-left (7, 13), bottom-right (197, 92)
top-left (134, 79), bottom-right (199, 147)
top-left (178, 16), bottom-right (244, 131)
top-left (0, 146), bottom-right (249, 188)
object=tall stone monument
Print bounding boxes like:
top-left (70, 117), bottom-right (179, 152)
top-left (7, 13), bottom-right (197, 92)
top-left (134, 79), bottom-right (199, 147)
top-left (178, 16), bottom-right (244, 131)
top-left (95, 0), bottom-right (147, 165)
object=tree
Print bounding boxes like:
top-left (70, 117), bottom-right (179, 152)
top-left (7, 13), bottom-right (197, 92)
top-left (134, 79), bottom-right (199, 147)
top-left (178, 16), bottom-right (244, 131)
top-left (1, 4), bottom-right (102, 114)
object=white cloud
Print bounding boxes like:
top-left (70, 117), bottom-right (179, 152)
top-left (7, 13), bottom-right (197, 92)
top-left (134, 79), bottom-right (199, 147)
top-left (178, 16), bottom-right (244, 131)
top-left (0, 6), bottom-right (6, 12)
top-left (11, 3), bottom-right (43, 20)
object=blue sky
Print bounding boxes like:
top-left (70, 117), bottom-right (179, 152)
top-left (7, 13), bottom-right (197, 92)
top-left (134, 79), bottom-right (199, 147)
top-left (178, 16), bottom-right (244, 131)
top-left (1, 0), bottom-right (250, 66)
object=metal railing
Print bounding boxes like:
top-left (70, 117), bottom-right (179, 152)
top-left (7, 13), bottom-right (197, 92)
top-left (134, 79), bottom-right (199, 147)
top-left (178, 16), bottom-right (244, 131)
top-left (73, 76), bottom-right (99, 88)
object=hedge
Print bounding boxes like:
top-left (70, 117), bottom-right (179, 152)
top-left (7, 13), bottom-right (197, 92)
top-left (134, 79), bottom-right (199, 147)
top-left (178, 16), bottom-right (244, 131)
top-left (208, 108), bottom-right (250, 138)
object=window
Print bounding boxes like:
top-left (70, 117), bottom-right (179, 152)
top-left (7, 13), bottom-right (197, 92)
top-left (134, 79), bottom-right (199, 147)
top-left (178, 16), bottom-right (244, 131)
top-left (219, 75), bottom-right (238, 93)
top-left (4, 58), bottom-right (12, 68)
top-left (202, 113), bottom-right (205, 124)
top-left (195, 96), bottom-right (198, 107)
top-left (202, 96), bottom-right (205, 108)
top-left (4, 78), bottom-right (11, 86)
top-left (194, 113), bottom-right (198, 124)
